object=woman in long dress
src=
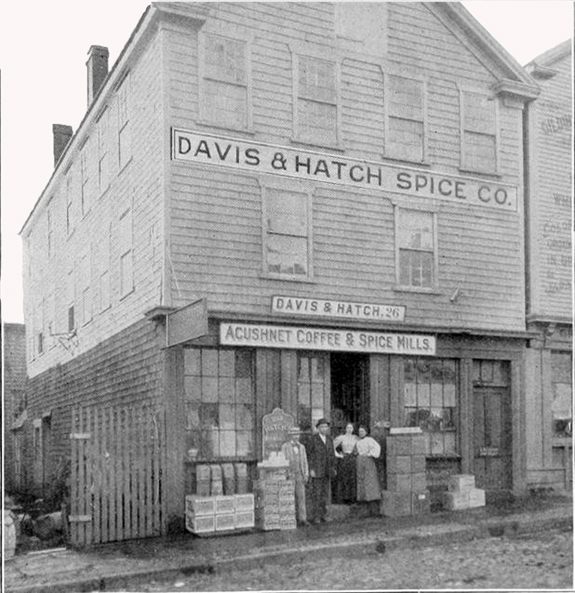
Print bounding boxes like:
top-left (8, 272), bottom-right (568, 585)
top-left (355, 425), bottom-right (381, 516)
top-left (333, 423), bottom-right (358, 504)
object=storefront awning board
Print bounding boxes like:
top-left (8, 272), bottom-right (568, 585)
top-left (166, 298), bottom-right (209, 347)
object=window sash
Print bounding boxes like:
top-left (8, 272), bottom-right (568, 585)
top-left (295, 55), bottom-right (338, 145)
top-left (461, 91), bottom-right (498, 172)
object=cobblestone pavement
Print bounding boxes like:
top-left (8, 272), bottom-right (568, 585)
top-left (113, 526), bottom-right (572, 591)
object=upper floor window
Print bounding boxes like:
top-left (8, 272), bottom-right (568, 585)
top-left (66, 269), bottom-right (75, 333)
top-left (117, 74), bottom-right (131, 170)
top-left (65, 170), bottom-right (74, 236)
top-left (46, 207), bottom-right (53, 258)
top-left (80, 140), bottom-right (91, 216)
top-left (384, 74), bottom-right (426, 163)
top-left (460, 90), bottom-right (498, 174)
top-left (80, 250), bottom-right (92, 326)
top-left (97, 108), bottom-right (110, 194)
top-left (395, 207), bottom-right (437, 290)
top-left (294, 55), bottom-right (339, 147)
top-left (263, 186), bottom-right (311, 280)
top-left (118, 208), bottom-right (133, 298)
top-left (200, 33), bottom-right (249, 131)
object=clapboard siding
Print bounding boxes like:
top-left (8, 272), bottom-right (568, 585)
top-left (527, 47), bottom-right (572, 320)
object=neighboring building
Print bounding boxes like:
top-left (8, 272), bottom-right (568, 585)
top-left (3, 323), bottom-right (28, 493)
top-left (20, 2), bottom-right (540, 539)
top-left (524, 40), bottom-right (573, 493)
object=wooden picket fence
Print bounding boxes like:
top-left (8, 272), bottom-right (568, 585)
top-left (69, 403), bottom-right (165, 546)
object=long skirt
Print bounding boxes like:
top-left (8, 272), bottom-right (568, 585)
top-left (335, 453), bottom-right (357, 503)
top-left (356, 455), bottom-right (381, 501)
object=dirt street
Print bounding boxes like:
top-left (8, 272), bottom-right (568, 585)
top-left (113, 526), bottom-right (572, 591)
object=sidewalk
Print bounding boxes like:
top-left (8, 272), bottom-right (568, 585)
top-left (5, 495), bottom-right (572, 593)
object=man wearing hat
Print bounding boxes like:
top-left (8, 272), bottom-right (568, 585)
top-left (306, 418), bottom-right (336, 524)
top-left (281, 426), bottom-right (309, 526)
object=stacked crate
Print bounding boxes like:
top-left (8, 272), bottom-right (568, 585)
top-left (196, 465), bottom-right (211, 497)
top-left (382, 429), bottom-right (430, 517)
top-left (185, 493), bottom-right (255, 535)
top-left (235, 463), bottom-right (249, 494)
top-left (254, 478), bottom-right (296, 531)
top-left (209, 464), bottom-right (224, 495)
top-left (443, 474), bottom-right (485, 510)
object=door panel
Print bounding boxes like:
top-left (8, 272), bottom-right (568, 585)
top-left (473, 386), bottom-right (512, 490)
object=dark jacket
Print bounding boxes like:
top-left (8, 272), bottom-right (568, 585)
top-left (306, 433), bottom-right (336, 479)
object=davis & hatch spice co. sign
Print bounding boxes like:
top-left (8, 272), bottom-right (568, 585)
top-left (172, 129), bottom-right (518, 212)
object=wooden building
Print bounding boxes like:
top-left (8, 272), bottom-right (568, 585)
top-left (524, 39), bottom-right (573, 492)
top-left (20, 2), bottom-right (540, 540)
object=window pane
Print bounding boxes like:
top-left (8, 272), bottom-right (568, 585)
top-left (267, 191), bottom-right (308, 236)
top-left (298, 99), bottom-right (337, 145)
top-left (464, 92), bottom-right (495, 133)
top-left (184, 376), bottom-right (201, 401)
top-left (387, 118), bottom-right (424, 161)
top-left (463, 131), bottom-right (496, 172)
top-left (219, 377), bottom-right (235, 402)
top-left (202, 350), bottom-right (218, 376)
top-left (203, 80), bottom-right (247, 129)
top-left (399, 250), bottom-right (433, 287)
top-left (201, 377), bottom-right (219, 403)
top-left (299, 56), bottom-right (336, 102)
top-left (185, 349), bottom-right (201, 376)
top-left (398, 210), bottom-right (433, 249)
top-left (267, 234), bottom-right (308, 275)
top-left (389, 75), bottom-right (423, 119)
top-left (205, 35), bottom-right (246, 84)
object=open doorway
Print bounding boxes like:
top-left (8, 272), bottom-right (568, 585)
top-left (330, 353), bottom-right (370, 437)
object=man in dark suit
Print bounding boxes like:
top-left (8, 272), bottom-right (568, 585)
top-left (306, 417), bottom-right (336, 524)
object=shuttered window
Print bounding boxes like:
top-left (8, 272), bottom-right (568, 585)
top-left (97, 108), bottom-right (110, 194)
top-left (395, 208), bottom-right (437, 290)
top-left (201, 33), bottom-right (249, 131)
top-left (295, 55), bottom-right (338, 146)
top-left (184, 348), bottom-right (255, 460)
top-left (117, 74), bottom-right (131, 170)
top-left (385, 74), bottom-right (426, 163)
top-left (264, 188), bottom-right (311, 279)
top-left (461, 91), bottom-right (498, 173)
top-left (118, 208), bottom-right (133, 298)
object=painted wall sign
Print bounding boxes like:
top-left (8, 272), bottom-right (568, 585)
top-left (271, 295), bottom-right (405, 321)
top-left (220, 322), bottom-right (436, 355)
top-left (172, 129), bottom-right (518, 212)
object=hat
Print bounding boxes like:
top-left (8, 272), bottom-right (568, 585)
top-left (288, 426), bottom-right (301, 434)
top-left (315, 418), bottom-right (330, 428)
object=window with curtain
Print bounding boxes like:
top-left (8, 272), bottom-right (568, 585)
top-left (184, 348), bottom-right (255, 460)
top-left (404, 358), bottom-right (459, 456)
top-left (396, 207), bottom-right (436, 289)
top-left (264, 188), bottom-right (310, 278)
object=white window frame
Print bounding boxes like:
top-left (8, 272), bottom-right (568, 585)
top-left (65, 168), bottom-right (74, 237)
top-left (292, 52), bottom-right (341, 148)
top-left (384, 72), bottom-right (428, 164)
top-left (117, 73), bottom-right (131, 171)
top-left (80, 249), bottom-right (92, 326)
top-left (393, 202), bottom-right (438, 293)
top-left (198, 31), bottom-right (253, 133)
top-left (99, 224), bottom-right (111, 313)
top-left (46, 206), bottom-right (53, 258)
top-left (459, 87), bottom-right (500, 175)
top-left (261, 180), bottom-right (314, 282)
top-left (67, 269), bottom-right (76, 333)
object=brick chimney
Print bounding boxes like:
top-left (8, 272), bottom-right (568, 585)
top-left (53, 124), bottom-right (73, 166)
top-left (86, 45), bottom-right (109, 106)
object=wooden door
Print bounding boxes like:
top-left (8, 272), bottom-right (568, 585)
top-left (473, 386), bottom-right (512, 491)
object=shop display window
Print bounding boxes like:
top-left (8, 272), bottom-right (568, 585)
top-left (184, 348), bottom-right (255, 460)
top-left (264, 188), bottom-right (310, 279)
top-left (551, 351), bottom-right (572, 438)
top-left (295, 55), bottom-right (338, 146)
top-left (404, 358), bottom-right (459, 456)
top-left (297, 353), bottom-right (329, 432)
top-left (200, 33), bottom-right (249, 131)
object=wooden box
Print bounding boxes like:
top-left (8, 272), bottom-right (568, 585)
top-left (468, 488), bottom-right (486, 508)
top-left (235, 510), bottom-right (255, 529)
top-left (185, 514), bottom-right (215, 534)
top-left (447, 474), bottom-right (476, 492)
top-left (411, 490), bottom-right (431, 515)
top-left (215, 495), bottom-right (235, 514)
top-left (235, 493), bottom-right (255, 511)
top-left (215, 513), bottom-right (236, 531)
top-left (443, 490), bottom-right (470, 511)
top-left (185, 495), bottom-right (215, 516)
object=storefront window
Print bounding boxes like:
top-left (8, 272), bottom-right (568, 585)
top-left (297, 352), bottom-right (329, 432)
top-left (404, 358), bottom-right (459, 456)
top-left (184, 348), bottom-right (255, 460)
top-left (551, 351), bottom-right (572, 438)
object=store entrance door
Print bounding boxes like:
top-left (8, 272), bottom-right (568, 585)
top-left (330, 353), bottom-right (370, 437)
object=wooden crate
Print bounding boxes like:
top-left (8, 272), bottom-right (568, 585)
top-left (447, 474), bottom-right (476, 492)
top-left (215, 513), bottom-right (236, 531)
top-left (215, 495), bottom-right (235, 514)
top-left (235, 493), bottom-right (255, 511)
top-left (185, 495), bottom-right (215, 516)
top-left (186, 514), bottom-right (215, 534)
